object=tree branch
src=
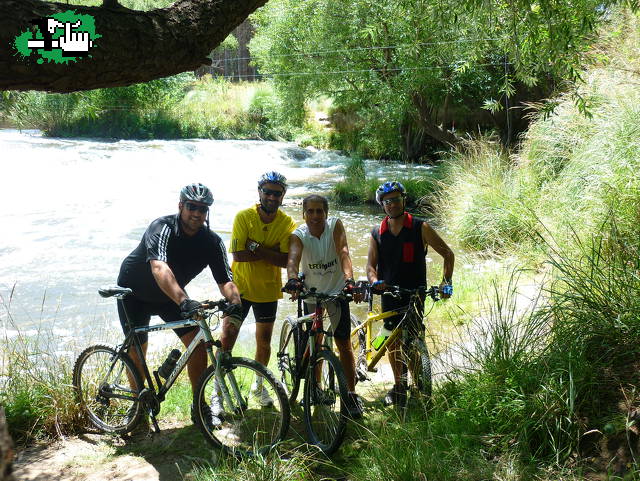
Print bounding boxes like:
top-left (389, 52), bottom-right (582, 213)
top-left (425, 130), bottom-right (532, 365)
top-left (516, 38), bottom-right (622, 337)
top-left (0, 0), bottom-right (267, 92)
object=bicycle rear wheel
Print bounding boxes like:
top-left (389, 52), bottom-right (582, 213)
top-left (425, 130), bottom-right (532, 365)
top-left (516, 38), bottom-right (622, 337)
top-left (278, 318), bottom-right (301, 403)
top-left (72, 344), bottom-right (142, 434)
top-left (404, 336), bottom-right (432, 402)
top-left (303, 349), bottom-right (348, 455)
top-left (194, 357), bottom-right (290, 456)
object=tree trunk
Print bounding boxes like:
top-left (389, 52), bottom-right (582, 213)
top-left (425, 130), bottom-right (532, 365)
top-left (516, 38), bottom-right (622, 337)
top-left (0, 408), bottom-right (14, 481)
top-left (0, 0), bottom-right (267, 93)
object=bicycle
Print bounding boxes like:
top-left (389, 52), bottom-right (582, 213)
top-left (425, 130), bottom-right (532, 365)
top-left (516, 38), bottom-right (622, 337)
top-left (349, 284), bottom-right (441, 407)
top-left (277, 286), bottom-right (351, 455)
top-left (72, 286), bottom-right (290, 456)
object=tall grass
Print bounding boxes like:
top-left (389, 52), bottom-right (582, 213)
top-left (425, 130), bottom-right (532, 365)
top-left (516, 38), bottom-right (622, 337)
top-left (435, 13), bottom-right (640, 255)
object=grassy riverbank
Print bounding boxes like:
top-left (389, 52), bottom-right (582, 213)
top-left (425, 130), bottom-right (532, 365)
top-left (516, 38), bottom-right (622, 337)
top-left (2, 75), bottom-right (331, 146)
top-left (4, 11), bottom-right (640, 481)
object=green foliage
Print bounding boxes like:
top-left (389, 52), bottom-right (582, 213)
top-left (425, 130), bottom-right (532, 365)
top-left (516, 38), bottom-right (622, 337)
top-left (436, 12), bottom-right (640, 254)
top-left (250, 0), bottom-right (624, 157)
top-left (5, 77), bottom-right (306, 141)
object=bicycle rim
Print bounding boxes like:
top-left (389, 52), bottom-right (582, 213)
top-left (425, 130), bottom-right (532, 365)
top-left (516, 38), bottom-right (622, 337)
top-left (72, 344), bottom-right (142, 434)
top-left (303, 349), bottom-right (348, 455)
top-left (278, 320), bottom-right (300, 403)
top-left (194, 357), bottom-right (290, 456)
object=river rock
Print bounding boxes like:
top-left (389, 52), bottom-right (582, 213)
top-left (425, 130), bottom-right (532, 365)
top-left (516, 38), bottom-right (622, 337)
top-left (0, 408), bottom-right (14, 481)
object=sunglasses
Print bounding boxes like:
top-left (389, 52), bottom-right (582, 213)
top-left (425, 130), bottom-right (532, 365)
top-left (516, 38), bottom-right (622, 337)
top-left (184, 202), bottom-right (209, 214)
top-left (382, 196), bottom-right (404, 206)
top-left (261, 188), bottom-right (284, 198)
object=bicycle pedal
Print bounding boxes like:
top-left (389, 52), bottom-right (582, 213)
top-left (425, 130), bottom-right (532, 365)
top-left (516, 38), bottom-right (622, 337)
top-left (367, 366), bottom-right (378, 373)
top-left (150, 416), bottom-right (161, 433)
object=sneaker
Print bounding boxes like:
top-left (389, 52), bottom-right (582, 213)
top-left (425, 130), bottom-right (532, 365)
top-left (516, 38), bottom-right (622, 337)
top-left (251, 382), bottom-right (274, 407)
top-left (383, 384), bottom-right (407, 407)
top-left (344, 392), bottom-right (364, 419)
top-left (191, 400), bottom-right (223, 430)
top-left (301, 386), bottom-right (335, 407)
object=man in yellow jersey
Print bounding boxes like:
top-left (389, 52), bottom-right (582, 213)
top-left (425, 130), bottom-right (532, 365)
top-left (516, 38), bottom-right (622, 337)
top-left (221, 171), bottom-right (296, 407)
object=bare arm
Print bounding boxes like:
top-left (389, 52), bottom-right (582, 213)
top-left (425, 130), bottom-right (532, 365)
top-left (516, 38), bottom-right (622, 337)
top-left (218, 281), bottom-right (241, 305)
top-left (366, 235), bottom-right (380, 284)
top-left (422, 222), bottom-right (455, 283)
top-left (286, 234), bottom-right (303, 281)
top-left (232, 240), bottom-right (288, 268)
top-left (333, 219), bottom-right (354, 281)
top-left (285, 234), bottom-right (303, 300)
top-left (150, 259), bottom-right (188, 305)
top-left (334, 219), bottom-right (363, 302)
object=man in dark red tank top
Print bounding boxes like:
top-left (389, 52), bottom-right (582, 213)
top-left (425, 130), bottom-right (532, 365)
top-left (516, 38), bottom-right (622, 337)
top-left (366, 181), bottom-right (455, 406)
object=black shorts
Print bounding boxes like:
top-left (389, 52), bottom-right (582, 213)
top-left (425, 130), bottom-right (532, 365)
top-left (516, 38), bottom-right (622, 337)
top-left (117, 296), bottom-right (195, 345)
top-left (241, 299), bottom-right (278, 324)
top-left (303, 297), bottom-right (351, 340)
top-left (381, 292), bottom-right (425, 333)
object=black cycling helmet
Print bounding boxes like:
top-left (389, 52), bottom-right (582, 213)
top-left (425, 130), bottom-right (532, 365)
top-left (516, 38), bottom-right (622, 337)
top-left (180, 183), bottom-right (214, 206)
top-left (375, 181), bottom-right (406, 205)
top-left (257, 171), bottom-right (288, 192)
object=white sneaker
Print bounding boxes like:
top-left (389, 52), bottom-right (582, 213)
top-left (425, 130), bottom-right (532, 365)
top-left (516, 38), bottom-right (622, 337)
top-left (251, 381), bottom-right (274, 407)
top-left (210, 392), bottom-right (225, 418)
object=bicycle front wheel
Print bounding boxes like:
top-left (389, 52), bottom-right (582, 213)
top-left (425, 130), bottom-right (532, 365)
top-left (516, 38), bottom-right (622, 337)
top-left (350, 313), bottom-right (368, 383)
top-left (404, 336), bottom-right (432, 402)
top-left (72, 344), bottom-right (142, 434)
top-left (194, 357), bottom-right (290, 456)
top-left (278, 318), bottom-right (300, 403)
top-left (303, 349), bottom-right (348, 455)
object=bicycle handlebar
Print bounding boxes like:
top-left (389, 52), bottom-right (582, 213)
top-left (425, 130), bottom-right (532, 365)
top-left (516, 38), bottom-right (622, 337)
top-left (181, 299), bottom-right (229, 319)
top-left (281, 285), bottom-right (353, 303)
top-left (370, 284), bottom-right (441, 301)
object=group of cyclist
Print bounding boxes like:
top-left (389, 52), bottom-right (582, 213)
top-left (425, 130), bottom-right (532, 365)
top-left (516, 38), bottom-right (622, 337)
top-left (114, 171), bottom-right (454, 428)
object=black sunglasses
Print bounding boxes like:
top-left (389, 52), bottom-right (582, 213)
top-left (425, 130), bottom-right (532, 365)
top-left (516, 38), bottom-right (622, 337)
top-left (184, 202), bottom-right (209, 214)
top-left (382, 196), bottom-right (404, 206)
top-left (260, 188), bottom-right (284, 198)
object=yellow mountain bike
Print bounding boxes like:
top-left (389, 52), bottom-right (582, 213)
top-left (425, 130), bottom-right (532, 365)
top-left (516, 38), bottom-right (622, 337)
top-left (350, 284), bottom-right (441, 407)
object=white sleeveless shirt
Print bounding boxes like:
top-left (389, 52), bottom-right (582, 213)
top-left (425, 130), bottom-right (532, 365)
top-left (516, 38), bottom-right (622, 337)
top-left (293, 217), bottom-right (344, 295)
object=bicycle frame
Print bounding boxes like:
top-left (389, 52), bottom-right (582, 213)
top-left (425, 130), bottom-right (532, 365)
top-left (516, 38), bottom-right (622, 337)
top-left (350, 286), bottom-right (436, 374)
top-left (114, 297), bottom-right (245, 421)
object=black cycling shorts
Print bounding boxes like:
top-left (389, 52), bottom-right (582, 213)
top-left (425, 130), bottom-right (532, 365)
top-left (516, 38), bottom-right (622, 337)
top-left (240, 299), bottom-right (278, 324)
top-left (117, 296), bottom-right (196, 345)
top-left (380, 292), bottom-right (425, 333)
top-left (303, 297), bottom-right (351, 340)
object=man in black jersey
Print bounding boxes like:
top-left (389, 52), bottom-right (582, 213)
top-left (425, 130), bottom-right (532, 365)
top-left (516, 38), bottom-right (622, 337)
top-left (117, 183), bottom-right (242, 421)
top-left (366, 181), bottom-right (455, 406)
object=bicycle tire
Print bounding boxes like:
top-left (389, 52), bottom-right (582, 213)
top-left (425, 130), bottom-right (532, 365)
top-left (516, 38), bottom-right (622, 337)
top-left (278, 318), bottom-right (301, 403)
top-left (404, 335), bottom-right (432, 401)
top-left (303, 349), bottom-right (348, 455)
top-left (194, 357), bottom-right (290, 456)
top-left (350, 313), bottom-right (368, 383)
top-left (72, 344), bottom-right (142, 434)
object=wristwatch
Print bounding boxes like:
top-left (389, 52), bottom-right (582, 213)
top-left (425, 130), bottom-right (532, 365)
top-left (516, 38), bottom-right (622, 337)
top-left (247, 241), bottom-right (260, 253)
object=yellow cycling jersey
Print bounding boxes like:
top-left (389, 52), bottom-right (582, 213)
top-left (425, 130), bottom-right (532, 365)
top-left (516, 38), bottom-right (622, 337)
top-left (230, 204), bottom-right (296, 302)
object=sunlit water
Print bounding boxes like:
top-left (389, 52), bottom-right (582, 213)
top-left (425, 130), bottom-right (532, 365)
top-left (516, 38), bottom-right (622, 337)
top-left (0, 129), bottom-right (441, 358)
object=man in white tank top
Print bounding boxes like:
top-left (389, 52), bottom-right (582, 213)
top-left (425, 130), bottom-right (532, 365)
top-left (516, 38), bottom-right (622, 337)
top-left (284, 194), bottom-right (364, 419)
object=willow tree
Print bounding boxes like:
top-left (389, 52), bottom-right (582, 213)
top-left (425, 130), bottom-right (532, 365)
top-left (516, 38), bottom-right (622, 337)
top-left (0, 0), bottom-right (267, 92)
top-left (250, 0), bottom-right (635, 158)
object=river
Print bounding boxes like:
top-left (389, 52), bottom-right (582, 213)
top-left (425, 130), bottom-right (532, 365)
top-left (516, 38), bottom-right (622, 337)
top-left (0, 129), bottom-right (441, 357)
